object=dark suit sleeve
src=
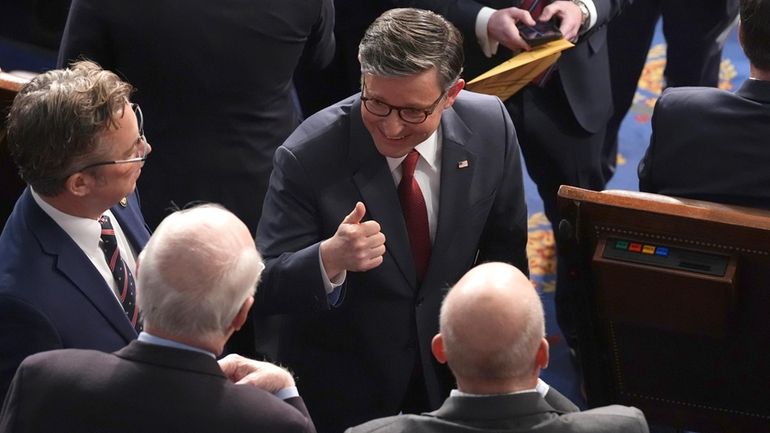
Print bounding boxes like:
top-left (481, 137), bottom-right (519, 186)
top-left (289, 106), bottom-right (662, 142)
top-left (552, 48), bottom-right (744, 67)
top-left (476, 97), bottom-right (529, 275)
top-left (57, 0), bottom-right (114, 68)
top-left (0, 295), bottom-right (62, 404)
top-left (283, 396), bottom-right (318, 433)
top-left (297, 0), bottom-right (336, 70)
top-left (254, 146), bottom-right (337, 315)
top-left (543, 386), bottom-right (580, 412)
top-left (638, 89), bottom-right (670, 193)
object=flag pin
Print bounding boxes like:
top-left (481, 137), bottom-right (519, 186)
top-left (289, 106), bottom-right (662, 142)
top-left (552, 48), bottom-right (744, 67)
top-left (457, 160), bottom-right (469, 169)
top-left (119, 197), bottom-right (128, 207)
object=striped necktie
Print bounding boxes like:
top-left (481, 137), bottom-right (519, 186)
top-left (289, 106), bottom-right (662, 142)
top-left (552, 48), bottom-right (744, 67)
top-left (98, 215), bottom-right (141, 332)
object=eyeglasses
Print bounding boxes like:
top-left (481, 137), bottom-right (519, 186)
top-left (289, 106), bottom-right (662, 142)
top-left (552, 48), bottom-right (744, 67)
top-left (360, 82), bottom-right (446, 124)
top-left (78, 103), bottom-right (149, 171)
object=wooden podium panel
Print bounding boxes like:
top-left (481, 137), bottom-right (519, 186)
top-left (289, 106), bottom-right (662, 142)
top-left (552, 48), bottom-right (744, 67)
top-left (557, 186), bottom-right (770, 433)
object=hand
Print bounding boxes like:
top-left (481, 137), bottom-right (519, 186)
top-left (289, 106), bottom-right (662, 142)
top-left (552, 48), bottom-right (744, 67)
top-left (487, 7), bottom-right (536, 51)
top-left (320, 202), bottom-right (386, 279)
top-left (540, 1), bottom-right (583, 42)
top-left (218, 354), bottom-right (295, 393)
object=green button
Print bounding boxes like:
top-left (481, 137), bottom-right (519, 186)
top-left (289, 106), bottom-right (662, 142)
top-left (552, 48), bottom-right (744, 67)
top-left (615, 240), bottom-right (628, 250)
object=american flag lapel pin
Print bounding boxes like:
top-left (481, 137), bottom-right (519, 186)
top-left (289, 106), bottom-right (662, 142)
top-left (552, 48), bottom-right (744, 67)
top-left (457, 160), bottom-right (469, 169)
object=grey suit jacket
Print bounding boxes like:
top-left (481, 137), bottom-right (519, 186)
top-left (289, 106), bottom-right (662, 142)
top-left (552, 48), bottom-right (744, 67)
top-left (255, 90), bottom-right (529, 432)
top-left (639, 79), bottom-right (770, 209)
top-left (346, 392), bottom-right (649, 433)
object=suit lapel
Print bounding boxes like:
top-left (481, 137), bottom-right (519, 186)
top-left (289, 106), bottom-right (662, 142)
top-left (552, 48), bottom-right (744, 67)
top-left (24, 189), bottom-right (138, 343)
top-left (111, 191), bottom-right (151, 251)
top-left (422, 109), bottom-right (476, 291)
top-left (349, 97), bottom-right (416, 288)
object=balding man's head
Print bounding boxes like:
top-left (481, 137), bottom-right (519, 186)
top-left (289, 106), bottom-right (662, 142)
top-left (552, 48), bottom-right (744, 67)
top-left (433, 262), bottom-right (547, 392)
top-left (137, 205), bottom-right (263, 345)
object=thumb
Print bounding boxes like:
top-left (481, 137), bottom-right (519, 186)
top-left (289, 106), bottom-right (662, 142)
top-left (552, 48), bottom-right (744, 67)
top-left (342, 201), bottom-right (366, 224)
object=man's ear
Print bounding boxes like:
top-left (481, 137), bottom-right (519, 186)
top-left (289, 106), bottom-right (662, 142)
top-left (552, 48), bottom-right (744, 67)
top-left (535, 337), bottom-right (550, 370)
top-left (231, 296), bottom-right (254, 331)
top-left (64, 172), bottom-right (92, 197)
top-left (431, 333), bottom-right (447, 364)
top-left (444, 79), bottom-right (466, 108)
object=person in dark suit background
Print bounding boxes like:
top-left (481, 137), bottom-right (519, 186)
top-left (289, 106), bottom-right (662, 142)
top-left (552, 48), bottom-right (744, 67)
top-left (638, 0), bottom-right (770, 209)
top-left (401, 0), bottom-right (629, 348)
top-left (255, 8), bottom-right (529, 432)
top-left (57, 0), bottom-right (335, 235)
top-left (0, 205), bottom-right (315, 433)
top-left (0, 60), bottom-right (151, 405)
top-left (347, 262), bottom-right (649, 433)
top-left (602, 0), bottom-right (739, 181)
top-left (57, 0), bottom-right (334, 358)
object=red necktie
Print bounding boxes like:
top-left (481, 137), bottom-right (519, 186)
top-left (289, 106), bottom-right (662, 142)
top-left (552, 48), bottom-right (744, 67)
top-left (99, 215), bottom-right (141, 332)
top-left (398, 150), bottom-right (431, 282)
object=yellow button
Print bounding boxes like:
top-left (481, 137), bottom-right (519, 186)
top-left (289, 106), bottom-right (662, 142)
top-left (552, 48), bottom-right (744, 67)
top-left (642, 245), bottom-right (656, 255)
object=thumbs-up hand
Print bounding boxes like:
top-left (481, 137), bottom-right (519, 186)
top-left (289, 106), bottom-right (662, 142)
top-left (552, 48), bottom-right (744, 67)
top-left (320, 202), bottom-right (387, 279)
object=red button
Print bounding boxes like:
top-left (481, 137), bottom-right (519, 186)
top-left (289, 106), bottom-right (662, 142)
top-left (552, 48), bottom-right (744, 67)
top-left (629, 243), bottom-right (642, 252)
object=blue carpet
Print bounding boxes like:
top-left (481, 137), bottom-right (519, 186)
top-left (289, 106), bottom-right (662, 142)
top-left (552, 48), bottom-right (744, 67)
top-left (532, 22), bottom-right (750, 408)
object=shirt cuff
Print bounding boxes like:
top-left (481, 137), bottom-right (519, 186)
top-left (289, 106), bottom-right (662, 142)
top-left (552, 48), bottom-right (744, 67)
top-left (582, 0), bottom-right (597, 30)
top-left (475, 7), bottom-right (499, 58)
top-left (275, 386), bottom-right (300, 400)
top-left (318, 247), bottom-right (345, 294)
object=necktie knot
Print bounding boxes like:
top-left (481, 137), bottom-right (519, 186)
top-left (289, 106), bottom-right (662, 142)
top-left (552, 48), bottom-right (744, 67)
top-left (401, 150), bottom-right (420, 181)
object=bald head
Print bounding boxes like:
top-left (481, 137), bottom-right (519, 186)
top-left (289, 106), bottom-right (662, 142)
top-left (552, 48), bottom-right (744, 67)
top-left (436, 262), bottom-right (546, 391)
top-left (137, 205), bottom-right (262, 343)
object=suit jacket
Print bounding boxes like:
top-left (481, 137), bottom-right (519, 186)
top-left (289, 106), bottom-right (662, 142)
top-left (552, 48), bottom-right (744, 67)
top-left (346, 392), bottom-right (649, 433)
top-left (57, 0), bottom-right (335, 233)
top-left (400, 0), bottom-right (628, 133)
top-left (255, 90), bottom-right (529, 432)
top-left (0, 187), bottom-right (150, 404)
top-left (639, 79), bottom-right (770, 209)
top-left (0, 341), bottom-right (315, 432)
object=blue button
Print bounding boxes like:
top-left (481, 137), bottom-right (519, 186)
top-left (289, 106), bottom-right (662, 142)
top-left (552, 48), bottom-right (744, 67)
top-left (655, 247), bottom-right (669, 257)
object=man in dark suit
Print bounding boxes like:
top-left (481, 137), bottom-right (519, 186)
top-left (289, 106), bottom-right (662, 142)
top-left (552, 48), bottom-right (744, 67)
top-left (638, 0), bottom-right (770, 209)
top-left (57, 0), bottom-right (335, 236)
top-left (347, 262), bottom-right (650, 433)
top-left (603, 0), bottom-right (739, 181)
top-left (401, 0), bottom-right (629, 347)
top-left (57, 0), bottom-right (334, 358)
top-left (255, 8), bottom-right (529, 432)
top-left (0, 61), bottom-right (151, 404)
top-left (0, 205), bottom-right (315, 433)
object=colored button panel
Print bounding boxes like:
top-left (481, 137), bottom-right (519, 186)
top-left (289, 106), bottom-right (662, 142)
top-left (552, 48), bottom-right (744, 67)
top-left (655, 247), bottom-right (669, 257)
top-left (642, 245), bottom-right (656, 255)
top-left (628, 243), bottom-right (642, 252)
top-left (615, 240), bottom-right (629, 250)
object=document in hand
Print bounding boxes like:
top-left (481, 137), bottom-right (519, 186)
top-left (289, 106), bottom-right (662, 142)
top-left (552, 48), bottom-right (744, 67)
top-left (465, 38), bottom-right (574, 100)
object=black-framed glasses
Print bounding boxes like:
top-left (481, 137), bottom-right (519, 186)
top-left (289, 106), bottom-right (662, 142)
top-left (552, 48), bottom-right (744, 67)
top-left (78, 103), bottom-right (148, 171)
top-left (361, 82), bottom-right (446, 124)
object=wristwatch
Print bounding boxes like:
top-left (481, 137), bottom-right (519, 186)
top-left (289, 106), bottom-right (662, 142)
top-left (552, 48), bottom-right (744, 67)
top-left (571, 0), bottom-right (590, 32)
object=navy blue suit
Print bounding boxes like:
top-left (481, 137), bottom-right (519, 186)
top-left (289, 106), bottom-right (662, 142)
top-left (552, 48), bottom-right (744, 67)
top-left (255, 90), bottom-right (529, 433)
top-left (639, 79), bottom-right (770, 209)
top-left (0, 188), bottom-right (150, 403)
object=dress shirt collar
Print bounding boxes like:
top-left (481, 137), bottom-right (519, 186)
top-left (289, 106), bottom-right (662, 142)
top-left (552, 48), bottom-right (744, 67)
top-left (138, 331), bottom-right (216, 358)
top-left (449, 378), bottom-right (550, 398)
top-left (31, 188), bottom-right (105, 258)
top-left (386, 127), bottom-right (441, 176)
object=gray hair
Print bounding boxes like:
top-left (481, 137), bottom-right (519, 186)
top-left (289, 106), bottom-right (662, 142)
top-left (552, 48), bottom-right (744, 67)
top-left (359, 8), bottom-right (464, 92)
top-left (6, 60), bottom-right (133, 196)
top-left (137, 204), bottom-right (263, 339)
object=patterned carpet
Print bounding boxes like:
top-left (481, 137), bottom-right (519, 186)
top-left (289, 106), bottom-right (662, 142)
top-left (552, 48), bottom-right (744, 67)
top-left (531, 22), bottom-right (749, 407)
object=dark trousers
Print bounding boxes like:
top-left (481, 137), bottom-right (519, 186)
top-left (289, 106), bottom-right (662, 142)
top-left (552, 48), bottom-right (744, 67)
top-left (602, 0), bottom-right (739, 180)
top-left (506, 76), bottom-right (607, 346)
